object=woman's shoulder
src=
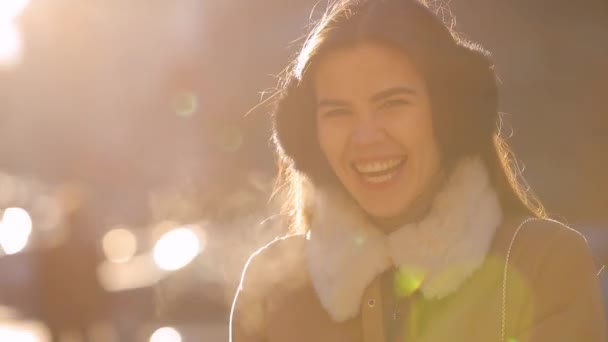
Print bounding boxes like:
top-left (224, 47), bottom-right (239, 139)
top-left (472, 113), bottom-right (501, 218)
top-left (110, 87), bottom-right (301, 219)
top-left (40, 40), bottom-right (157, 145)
top-left (231, 234), bottom-right (309, 339)
top-left (505, 217), bottom-right (599, 278)
top-left (237, 233), bottom-right (309, 296)
top-left (500, 219), bottom-right (607, 340)
top-left (517, 217), bottom-right (583, 239)
top-left (245, 233), bottom-right (308, 271)
top-left (511, 217), bottom-right (589, 256)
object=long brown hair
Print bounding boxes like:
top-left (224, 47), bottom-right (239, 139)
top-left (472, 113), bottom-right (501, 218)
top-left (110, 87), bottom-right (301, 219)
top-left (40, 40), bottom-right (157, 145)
top-left (270, 0), bottom-right (545, 232)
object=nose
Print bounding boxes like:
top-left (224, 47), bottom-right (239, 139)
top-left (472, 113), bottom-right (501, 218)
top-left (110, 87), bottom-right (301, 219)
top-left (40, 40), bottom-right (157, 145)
top-left (351, 116), bottom-right (385, 147)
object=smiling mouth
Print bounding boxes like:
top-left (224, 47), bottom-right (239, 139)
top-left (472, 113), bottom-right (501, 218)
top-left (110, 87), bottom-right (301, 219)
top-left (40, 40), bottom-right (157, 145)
top-left (352, 157), bottom-right (407, 184)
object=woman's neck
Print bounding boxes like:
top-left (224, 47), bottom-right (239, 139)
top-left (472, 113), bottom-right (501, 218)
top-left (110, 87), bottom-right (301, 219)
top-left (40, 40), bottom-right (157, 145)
top-left (371, 167), bottom-right (447, 234)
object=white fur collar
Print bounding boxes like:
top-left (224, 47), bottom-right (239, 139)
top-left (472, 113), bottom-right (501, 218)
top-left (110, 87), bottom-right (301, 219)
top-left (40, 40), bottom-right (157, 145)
top-left (306, 156), bottom-right (503, 322)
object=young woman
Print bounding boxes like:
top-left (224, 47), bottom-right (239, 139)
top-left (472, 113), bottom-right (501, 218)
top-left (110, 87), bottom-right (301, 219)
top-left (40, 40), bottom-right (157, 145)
top-left (230, 0), bottom-right (607, 341)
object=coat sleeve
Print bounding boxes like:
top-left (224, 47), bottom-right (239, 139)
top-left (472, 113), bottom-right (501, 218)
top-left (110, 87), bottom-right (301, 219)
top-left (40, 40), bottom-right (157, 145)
top-left (513, 222), bottom-right (607, 342)
top-left (230, 250), bottom-right (268, 342)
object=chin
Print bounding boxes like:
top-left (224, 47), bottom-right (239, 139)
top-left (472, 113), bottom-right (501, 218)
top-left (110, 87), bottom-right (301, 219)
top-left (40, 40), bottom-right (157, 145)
top-left (359, 202), bottom-right (408, 220)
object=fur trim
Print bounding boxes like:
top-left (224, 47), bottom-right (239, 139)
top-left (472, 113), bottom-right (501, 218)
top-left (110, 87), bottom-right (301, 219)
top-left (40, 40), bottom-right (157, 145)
top-left (306, 156), bottom-right (503, 322)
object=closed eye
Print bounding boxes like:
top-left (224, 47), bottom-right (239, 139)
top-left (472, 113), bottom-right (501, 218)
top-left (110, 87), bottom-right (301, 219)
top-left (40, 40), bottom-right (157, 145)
top-left (380, 98), bottom-right (411, 109)
top-left (321, 108), bottom-right (352, 118)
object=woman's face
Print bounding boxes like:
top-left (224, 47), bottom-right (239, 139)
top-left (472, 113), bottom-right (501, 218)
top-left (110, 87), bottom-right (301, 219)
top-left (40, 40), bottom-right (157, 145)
top-left (314, 41), bottom-right (442, 219)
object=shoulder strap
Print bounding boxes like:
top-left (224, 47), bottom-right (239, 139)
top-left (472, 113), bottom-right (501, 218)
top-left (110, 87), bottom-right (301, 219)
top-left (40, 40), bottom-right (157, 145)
top-left (501, 217), bottom-right (535, 341)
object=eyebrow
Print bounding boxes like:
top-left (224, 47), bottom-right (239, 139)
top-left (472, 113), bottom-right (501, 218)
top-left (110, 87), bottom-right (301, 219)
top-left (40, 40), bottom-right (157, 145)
top-left (317, 99), bottom-right (349, 108)
top-left (317, 86), bottom-right (416, 108)
top-left (370, 86), bottom-right (416, 103)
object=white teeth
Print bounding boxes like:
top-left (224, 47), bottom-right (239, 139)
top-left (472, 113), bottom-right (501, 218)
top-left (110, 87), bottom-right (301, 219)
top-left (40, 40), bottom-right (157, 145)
top-left (354, 158), bottom-right (403, 174)
top-left (362, 172), bottom-right (396, 184)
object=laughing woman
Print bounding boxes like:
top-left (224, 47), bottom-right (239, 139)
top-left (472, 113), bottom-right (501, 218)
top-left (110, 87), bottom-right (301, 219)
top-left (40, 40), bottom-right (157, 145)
top-left (230, 0), bottom-right (607, 341)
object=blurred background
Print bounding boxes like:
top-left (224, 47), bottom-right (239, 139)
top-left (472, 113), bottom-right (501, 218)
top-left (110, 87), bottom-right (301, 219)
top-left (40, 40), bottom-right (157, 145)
top-left (0, 0), bottom-right (606, 341)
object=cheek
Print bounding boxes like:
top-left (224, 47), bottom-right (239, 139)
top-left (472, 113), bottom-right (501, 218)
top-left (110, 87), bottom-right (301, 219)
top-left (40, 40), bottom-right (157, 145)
top-left (418, 112), bottom-right (440, 155)
top-left (390, 111), bottom-right (434, 147)
top-left (389, 108), bottom-right (439, 166)
top-left (411, 114), bottom-right (441, 171)
top-left (317, 121), bottom-right (349, 165)
top-left (417, 117), bottom-right (438, 153)
top-left (317, 128), bottom-right (339, 176)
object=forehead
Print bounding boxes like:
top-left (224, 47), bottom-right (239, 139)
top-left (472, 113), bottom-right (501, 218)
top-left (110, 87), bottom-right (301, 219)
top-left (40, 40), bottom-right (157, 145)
top-left (313, 41), bottom-right (424, 97)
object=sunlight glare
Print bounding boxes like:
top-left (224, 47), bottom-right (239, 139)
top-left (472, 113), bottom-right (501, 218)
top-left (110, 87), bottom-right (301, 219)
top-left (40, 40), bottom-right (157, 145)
top-left (0, 325), bottom-right (41, 342)
top-left (0, 207), bottom-right (33, 255)
top-left (0, 0), bottom-right (30, 67)
top-left (0, 0), bottom-right (31, 21)
top-left (153, 226), bottom-right (202, 271)
top-left (0, 23), bottom-right (22, 66)
top-left (149, 327), bottom-right (182, 342)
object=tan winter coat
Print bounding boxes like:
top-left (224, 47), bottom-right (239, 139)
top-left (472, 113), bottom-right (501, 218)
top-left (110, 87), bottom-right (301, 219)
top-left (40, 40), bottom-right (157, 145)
top-left (230, 158), bottom-right (607, 341)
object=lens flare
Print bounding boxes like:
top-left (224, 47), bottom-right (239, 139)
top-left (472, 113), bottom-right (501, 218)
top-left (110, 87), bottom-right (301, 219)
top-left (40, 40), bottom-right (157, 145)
top-left (0, 23), bottom-right (22, 66)
top-left (0, 329), bottom-right (37, 342)
top-left (0, 207), bottom-right (33, 255)
top-left (149, 327), bottom-right (182, 342)
top-left (0, 324), bottom-right (43, 342)
top-left (0, 0), bottom-right (30, 67)
top-left (0, 0), bottom-right (31, 21)
top-left (153, 226), bottom-right (202, 271)
top-left (394, 267), bottom-right (425, 298)
top-left (102, 227), bottom-right (138, 263)
top-left (172, 90), bottom-right (199, 118)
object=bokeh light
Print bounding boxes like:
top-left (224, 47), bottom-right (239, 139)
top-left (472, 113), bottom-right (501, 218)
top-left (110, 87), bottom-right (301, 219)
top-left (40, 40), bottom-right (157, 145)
top-left (149, 327), bottom-right (182, 342)
top-left (394, 267), bottom-right (425, 298)
top-left (0, 0), bottom-right (30, 67)
top-left (0, 0), bottom-right (30, 21)
top-left (153, 226), bottom-right (202, 271)
top-left (97, 254), bottom-right (164, 292)
top-left (0, 325), bottom-right (42, 342)
top-left (102, 227), bottom-right (138, 263)
top-left (0, 329), bottom-right (38, 342)
top-left (172, 90), bottom-right (199, 118)
top-left (0, 207), bottom-right (33, 255)
top-left (0, 23), bottom-right (22, 66)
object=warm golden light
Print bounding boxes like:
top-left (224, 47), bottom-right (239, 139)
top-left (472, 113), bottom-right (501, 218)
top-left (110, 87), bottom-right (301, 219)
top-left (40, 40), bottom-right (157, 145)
top-left (149, 327), bottom-right (182, 342)
top-left (0, 23), bottom-right (22, 66)
top-left (153, 226), bottom-right (201, 271)
top-left (0, 329), bottom-right (37, 342)
top-left (97, 254), bottom-right (164, 292)
top-left (0, 207), bottom-right (33, 255)
top-left (102, 227), bottom-right (138, 263)
top-left (0, 0), bottom-right (31, 20)
top-left (0, 0), bottom-right (30, 67)
top-left (0, 323), bottom-right (47, 342)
